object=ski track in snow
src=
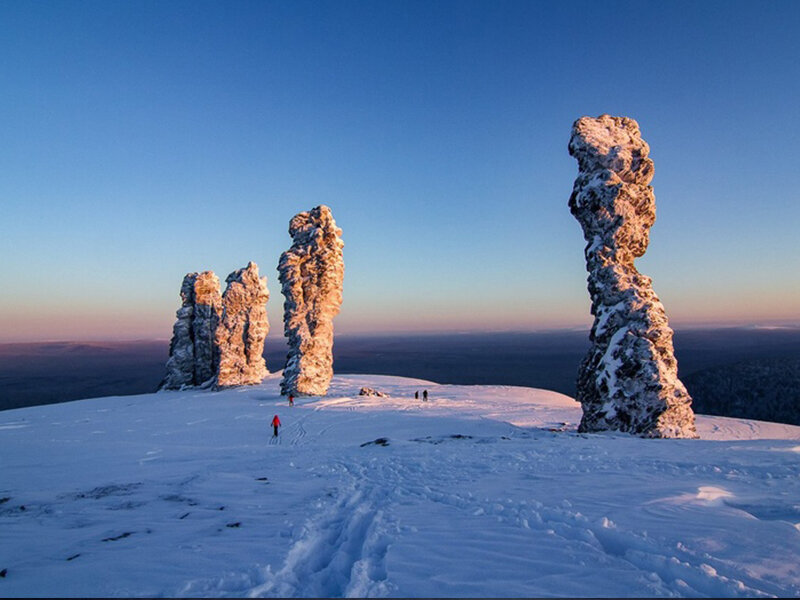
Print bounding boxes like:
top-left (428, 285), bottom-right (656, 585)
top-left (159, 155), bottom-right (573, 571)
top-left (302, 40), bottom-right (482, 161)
top-left (2, 374), bottom-right (800, 598)
top-left (248, 463), bottom-right (392, 598)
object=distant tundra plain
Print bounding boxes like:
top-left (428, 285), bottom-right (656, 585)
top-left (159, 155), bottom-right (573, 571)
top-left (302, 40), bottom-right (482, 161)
top-left (1, 327), bottom-right (799, 425)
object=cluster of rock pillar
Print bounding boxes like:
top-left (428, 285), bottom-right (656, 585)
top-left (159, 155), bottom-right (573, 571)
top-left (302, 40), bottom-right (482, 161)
top-left (162, 117), bottom-right (695, 441)
top-left (161, 205), bottom-right (344, 396)
top-left (160, 262), bottom-right (269, 389)
top-left (568, 115), bottom-right (696, 438)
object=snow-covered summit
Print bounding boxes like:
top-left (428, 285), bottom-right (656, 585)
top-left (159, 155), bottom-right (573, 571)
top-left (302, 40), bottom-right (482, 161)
top-left (2, 374), bottom-right (799, 597)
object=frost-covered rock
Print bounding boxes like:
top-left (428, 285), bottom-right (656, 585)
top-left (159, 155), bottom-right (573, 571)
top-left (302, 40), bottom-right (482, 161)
top-left (359, 387), bottom-right (388, 397)
top-left (568, 114), bottom-right (696, 438)
top-left (192, 271), bottom-right (224, 386)
top-left (216, 262), bottom-right (270, 387)
top-left (278, 205), bottom-right (344, 396)
top-left (161, 271), bottom-right (222, 390)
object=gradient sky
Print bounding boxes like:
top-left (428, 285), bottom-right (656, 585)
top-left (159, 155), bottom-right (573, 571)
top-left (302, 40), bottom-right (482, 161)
top-left (1, 0), bottom-right (799, 342)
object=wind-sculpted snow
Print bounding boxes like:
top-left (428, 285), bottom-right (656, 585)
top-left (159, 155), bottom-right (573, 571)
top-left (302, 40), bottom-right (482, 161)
top-left (216, 262), bottom-right (270, 387)
top-left (568, 115), bottom-right (697, 438)
top-left (161, 271), bottom-right (222, 389)
top-left (278, 205), bottom-right (344, 397)
top-left (2, 375), bottom-right (799, 598)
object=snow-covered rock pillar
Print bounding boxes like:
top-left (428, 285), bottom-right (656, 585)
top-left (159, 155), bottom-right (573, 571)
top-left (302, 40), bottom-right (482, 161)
top-left (215, 261), bottom-right (270, 387)
top-left (161, 271), bottom-right (222, 390)
top-left (568, 114), bottom-right (696, 438)
top-left (278, 205), bottom-right (344, 396)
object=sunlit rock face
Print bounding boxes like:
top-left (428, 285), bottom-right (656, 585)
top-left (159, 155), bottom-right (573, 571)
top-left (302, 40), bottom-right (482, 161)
top-left (278, 205), bottom-right (344, 396)
top-left (215, 262), bottom-right (270, 387)
top-left (359, 387), bottom-right (387, 397)
top-left (568, 114), bottom-right (696, 438)
top-left (161, 271), bottom-right (222, 390)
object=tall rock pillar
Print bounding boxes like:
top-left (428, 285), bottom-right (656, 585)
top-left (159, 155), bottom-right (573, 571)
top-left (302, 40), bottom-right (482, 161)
top-left (568, 114), bottom-right (696, 438)
top-left (216, 262), bottom-right (270, 387)
top-left (278, 205), bottom-right (344, 396)
top-left (161, 271), bottom-right (222, 390)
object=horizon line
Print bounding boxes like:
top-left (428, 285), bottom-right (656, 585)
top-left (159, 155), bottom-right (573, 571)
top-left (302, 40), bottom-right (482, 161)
top-left (2, 321), bottom-right (799, 346)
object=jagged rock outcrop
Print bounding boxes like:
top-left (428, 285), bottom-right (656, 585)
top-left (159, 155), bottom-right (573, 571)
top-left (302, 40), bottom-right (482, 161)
top-left (568, 114), bottom-right (696, 438)
top-left (278, 205), bottom-right (344, 396)
top-left (161, 271), bottom-right (222, 390)
top-left (216, 262), bottom-right (270, 387)
top-left (161, 263), bottom-right (269, 390)
top-left (359, 387), bottom-right (387, 397)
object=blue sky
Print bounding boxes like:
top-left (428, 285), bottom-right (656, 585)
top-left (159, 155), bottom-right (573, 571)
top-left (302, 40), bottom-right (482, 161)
top-left (1, 0), bottom-right (798, 342)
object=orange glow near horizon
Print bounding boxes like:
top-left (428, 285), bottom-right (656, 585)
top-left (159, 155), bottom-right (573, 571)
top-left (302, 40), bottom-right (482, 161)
top-left (1, 297), bottom-right (798, 344)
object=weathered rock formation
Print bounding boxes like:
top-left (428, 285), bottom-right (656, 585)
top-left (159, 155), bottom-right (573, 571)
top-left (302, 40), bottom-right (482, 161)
top-left (359, 387), bottom-right (387, 397)
top-left (161, 263), bottom-right (269, 390)
top-left (161, 271), bottom-right (222, 390)
top-left (568, 114), bottom-right (696, 438)
top-left (216, 261), bottom-right (270, 387)
top-left (278, 205), bottom-right (344, 396)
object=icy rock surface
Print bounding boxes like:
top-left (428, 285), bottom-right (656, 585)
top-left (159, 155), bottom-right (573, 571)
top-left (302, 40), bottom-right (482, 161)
top-left (359, 387), bottom-right (388, 397)
top-left (216, 262), bottom-right (270, 387)
top-left (568, 114), bottom-right (696, 438)
top-left (278, 205), bottom-right (344, 396)
top-left (161, 271), bottom-right (222, 390)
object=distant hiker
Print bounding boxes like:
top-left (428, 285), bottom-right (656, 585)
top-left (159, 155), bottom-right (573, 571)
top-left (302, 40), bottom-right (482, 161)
top-left (271, 414), bottom-right (281, 437)
top-left (289, 394), bottom-right (294, 407)
top-left (415, 391), bottom-right (419, 400)
top-left (423, 390), bottom-right (428, 401)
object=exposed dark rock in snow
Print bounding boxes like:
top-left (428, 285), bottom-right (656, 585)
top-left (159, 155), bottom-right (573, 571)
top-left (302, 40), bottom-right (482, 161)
top-left (161, 272), bottom-right (222, 390)
top-left (215, 262), bottom-right (270, 387)
top-left (568, 114), bottom-right (696, 438)
top-left (359, 387), bottom-right (388, 397)
top-left (278, 205), bottom-right (344, 396)
top-left (360, 437), bottom-right (390, 447)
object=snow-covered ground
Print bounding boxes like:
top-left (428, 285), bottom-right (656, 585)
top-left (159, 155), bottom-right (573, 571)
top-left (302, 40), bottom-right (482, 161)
top-left (2, 374), bottom-right (800, 598)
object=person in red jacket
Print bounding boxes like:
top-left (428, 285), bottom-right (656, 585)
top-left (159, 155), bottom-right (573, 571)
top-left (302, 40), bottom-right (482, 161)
top-left (271, 414), bottom-right (281, 437)
top-left (289, 394), bottom-right (294, 407)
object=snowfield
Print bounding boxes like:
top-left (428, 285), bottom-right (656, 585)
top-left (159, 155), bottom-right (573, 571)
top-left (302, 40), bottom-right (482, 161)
top-left (2, 374), bottom-right (800, 598)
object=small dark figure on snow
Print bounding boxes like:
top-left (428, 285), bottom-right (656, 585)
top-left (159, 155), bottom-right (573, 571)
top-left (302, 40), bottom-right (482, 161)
top-left (415, 391), bottom-right (419, 400)
top-left (423, 390), bottom-right (428, 401)
top-left (271, 414), bottom-right (281, 437)
top-left (289, 394), bottom-right (294, 407)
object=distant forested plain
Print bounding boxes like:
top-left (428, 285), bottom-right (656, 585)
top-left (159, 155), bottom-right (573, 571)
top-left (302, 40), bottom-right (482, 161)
top-left (1, 327), bottom-right (799, 425)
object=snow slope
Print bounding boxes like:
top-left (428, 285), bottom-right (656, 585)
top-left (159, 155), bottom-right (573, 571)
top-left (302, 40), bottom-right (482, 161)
top-left (2, 374), bottom-right (800, 598)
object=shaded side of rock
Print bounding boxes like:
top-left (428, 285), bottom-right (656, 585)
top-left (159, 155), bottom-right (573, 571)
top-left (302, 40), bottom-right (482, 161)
top-left (161, 273), bottom-right (198, 390)
top-left (161, 271), bottom-right (222, 389)
top-left (191, 271), bottom-right (223, 386)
